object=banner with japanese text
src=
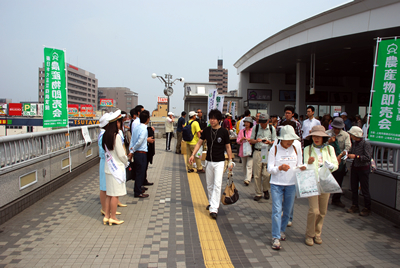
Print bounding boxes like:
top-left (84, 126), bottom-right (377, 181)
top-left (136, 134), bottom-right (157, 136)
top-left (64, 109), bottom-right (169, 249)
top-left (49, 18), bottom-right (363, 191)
top-left (207, 88), bottom-right (217, 115)
top-left (369, 39), bottom-right (400, 143)
top-left (43, 48), bottom-right (68, 128)
top-left (215, 95), bottom-right (224, 113)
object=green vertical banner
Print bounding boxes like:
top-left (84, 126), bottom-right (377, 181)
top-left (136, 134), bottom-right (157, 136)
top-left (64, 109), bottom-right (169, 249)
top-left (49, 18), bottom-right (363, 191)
top-left (43, 47), bottom-right (68, 128)
top-left (369, 39), bottom-right (400, 144)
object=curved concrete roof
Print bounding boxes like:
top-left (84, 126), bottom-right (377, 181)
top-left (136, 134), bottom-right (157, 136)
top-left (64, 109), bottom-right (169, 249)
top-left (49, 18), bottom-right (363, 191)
top-left (234, 0), bottom-right (400, 73)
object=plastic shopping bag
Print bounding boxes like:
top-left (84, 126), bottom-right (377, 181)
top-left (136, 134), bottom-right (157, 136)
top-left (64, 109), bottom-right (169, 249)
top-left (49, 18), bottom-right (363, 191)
top-left (242, 142), bottom-right (252, 157)
top-left (295, 169), bottom-right (320, 198)
top-left (195, 145), bottom-right (203, 158)
top-left (261, 144), bottom-right (268, 163)
top-left (318, 167), bottom-right (342, 194)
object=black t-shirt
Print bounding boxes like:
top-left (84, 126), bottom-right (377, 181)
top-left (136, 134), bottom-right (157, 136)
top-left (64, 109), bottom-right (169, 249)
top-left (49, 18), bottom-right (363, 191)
top-left (200, 126), bottom-right (230, 162)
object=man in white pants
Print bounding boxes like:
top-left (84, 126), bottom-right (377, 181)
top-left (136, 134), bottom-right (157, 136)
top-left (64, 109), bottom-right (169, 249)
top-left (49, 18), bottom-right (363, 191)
top-left (189, 109), bottom-right (234, 219)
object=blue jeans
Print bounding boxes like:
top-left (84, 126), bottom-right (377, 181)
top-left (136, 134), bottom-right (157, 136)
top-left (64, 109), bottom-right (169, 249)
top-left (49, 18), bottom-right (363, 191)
top-left (271, 184), bottom-right (296, 239)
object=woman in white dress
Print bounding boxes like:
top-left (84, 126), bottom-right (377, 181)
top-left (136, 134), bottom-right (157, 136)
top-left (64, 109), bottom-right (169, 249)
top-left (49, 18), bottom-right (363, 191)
top-left (102, 110), bottom-right (128, 225)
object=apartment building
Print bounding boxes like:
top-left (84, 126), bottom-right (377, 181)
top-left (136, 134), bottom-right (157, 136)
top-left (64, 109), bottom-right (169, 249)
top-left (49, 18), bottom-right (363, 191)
top-left (209, 59), bottom-right (228, 94)
top-left (38, 63), bottom-right (98, 109)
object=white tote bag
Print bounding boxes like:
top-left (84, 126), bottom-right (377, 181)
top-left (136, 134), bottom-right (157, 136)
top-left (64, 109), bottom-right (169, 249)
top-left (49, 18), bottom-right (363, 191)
top-left (242, 142), bottom-right (252, 157)
top-left (295, 169), bottom-right (320, 198)
top-left (105, 146), bottom-right (126, 184)
top-left (318, 167), bottom-right (342, 194)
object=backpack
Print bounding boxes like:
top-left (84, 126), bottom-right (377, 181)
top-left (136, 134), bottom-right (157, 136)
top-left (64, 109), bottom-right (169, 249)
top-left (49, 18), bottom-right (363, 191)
top-left (251, 124), bottom-right (273, 157)
top-left (182, 120), bottom-right (195, 142)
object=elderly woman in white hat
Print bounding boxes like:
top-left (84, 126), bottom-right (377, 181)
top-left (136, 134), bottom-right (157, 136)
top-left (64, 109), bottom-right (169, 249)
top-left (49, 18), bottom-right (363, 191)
top-left (102, 110), bottom-right (128, 226)
top-left (268, 125), bottom-right (306, 250)
top-left (346, 126), bottom-right (372, 216)
top-left (304, 125), bottom-right (338, 246)
top-left (236, 116), bottom-right (254, 185)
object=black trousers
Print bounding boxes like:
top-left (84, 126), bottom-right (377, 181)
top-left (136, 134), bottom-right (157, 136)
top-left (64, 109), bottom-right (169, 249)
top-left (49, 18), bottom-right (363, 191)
top-left (331, 169), bottom-right (346, 203)
top-left (350, 167), bottom-right (371, 209)
top-left (133, 153), bottom-right (147, 196)
top-left (166, 132), bottom-right (173, 150)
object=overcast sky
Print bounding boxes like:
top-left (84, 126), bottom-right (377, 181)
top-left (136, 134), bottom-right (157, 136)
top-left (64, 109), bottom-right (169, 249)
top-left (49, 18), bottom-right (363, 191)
top-left (0, 0), bottom-right (351, 114)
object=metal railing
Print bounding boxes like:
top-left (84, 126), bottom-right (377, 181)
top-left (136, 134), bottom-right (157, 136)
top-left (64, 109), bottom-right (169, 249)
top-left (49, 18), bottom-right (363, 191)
top-left (370, 141), bottom-right (400, 175)
top-left (0, 125), bottom-right (99, 169)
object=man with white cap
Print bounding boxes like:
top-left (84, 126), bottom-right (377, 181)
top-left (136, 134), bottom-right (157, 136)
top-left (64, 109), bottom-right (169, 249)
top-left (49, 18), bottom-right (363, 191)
top-left (185, 111), bottom-right (204, 173)
top-left (165, 112), bottom-right (174, 152)
top-left (341, 112), bottom-right (352, 131)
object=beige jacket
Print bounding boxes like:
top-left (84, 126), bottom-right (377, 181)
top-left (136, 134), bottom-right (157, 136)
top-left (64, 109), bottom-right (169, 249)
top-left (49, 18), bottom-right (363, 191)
top-left (325, 129), bottom-right (351, 151)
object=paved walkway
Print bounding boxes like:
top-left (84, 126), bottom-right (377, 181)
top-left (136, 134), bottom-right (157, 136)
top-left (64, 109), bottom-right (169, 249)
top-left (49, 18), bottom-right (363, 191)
top-left (1, 140), bottom-right (400, 267)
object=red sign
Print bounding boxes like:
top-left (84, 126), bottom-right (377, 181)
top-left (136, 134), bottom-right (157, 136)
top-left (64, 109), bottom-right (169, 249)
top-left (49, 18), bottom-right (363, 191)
top-left (68, 64), bottom-right (79, 71)
top-left (158, 97), bottom-right (168, 103)
top-left (99, 99), bottom-right (114, 107)
top-left (68, 104), bottom-right (80, 117)
top-left (80, 104), bottom-right (95, 117)
top-left (8, 103), bottom-right (22, 116)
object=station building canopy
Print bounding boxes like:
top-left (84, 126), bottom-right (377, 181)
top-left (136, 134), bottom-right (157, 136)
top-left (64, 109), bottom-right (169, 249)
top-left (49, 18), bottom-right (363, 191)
top-left (234, 0), bottom-right (400, 117)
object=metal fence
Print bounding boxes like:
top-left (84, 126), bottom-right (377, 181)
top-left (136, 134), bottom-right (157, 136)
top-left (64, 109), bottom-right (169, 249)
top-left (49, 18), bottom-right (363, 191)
top-left (0, 125), bottom-right (99, 169)
top-left (370, 141), bottom-right (400, 175)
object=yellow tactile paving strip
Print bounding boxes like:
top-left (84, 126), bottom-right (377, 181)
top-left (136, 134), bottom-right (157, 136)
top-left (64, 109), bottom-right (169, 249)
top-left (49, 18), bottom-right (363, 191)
top-left (184, 157), bottom-right (234, 268)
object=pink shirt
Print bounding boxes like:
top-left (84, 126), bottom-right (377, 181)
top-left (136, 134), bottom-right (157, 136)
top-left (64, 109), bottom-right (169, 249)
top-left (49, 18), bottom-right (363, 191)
top-left (236, 128), bottom-right (253, 157)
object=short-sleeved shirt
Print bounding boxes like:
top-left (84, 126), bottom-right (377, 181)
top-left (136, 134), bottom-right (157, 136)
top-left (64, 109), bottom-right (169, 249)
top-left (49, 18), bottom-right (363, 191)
top-left (200, 126), bottom-right (230, 162)
top-left (186, 119), bottom-right (201, 145)
top-left (177, 117), bottom-right (185, 132)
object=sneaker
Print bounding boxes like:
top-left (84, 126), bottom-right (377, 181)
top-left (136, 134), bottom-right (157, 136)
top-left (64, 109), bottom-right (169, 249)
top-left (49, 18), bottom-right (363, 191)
top-left (280, 232), bottom-right (286, 241)
top-left (305, 237), bottom-right (314, 246)
top-left (244, 180), bottom-right (250, 186)
top-left (187, 169), bottom-right (195, 173)
top-left (210, 212), bottom-right (217, 219)
top-left (264, 190), bottom-right (270, 200)
top-left (287, 221), bottom-right (292, 227)
top-left (271, 238), bottom-right (281, 250)
top-left (347, 205), bottom-right (359, 213)
top-left (253, 195), bottom-right (262, 201)
top-left (314, 236), bottom-right (322, 244)
top-left (332, 201), bottom-right (345, 208)
top-left (359, 208), bottom-right (371, 216)
top-left (197, 169), bottom-right (205, 173)
top-left (206, 205), bottom-right (210, 210)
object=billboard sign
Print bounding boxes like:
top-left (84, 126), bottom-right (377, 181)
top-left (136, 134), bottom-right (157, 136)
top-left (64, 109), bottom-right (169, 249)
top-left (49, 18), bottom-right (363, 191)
top-left (99, 99), bottom-right (114, 107)
top-left (369, 39), bottom-right (400, 144)
top-left (80, 104), bottom-right (95, 117)
top-left (0, 103), bottom-right (7, 115)
top-left (22, 103), bottom-right (37, 116)
top-left (8, 103), bottom-right (22, 116)
top-left (158, 97), bottom-right (168, 103)
top-left (43, 47), bottom-right (68, 127)
top-left (37, 104), bottom-right (44, 116)
top-left (68, 104), bottom-right (80, 117)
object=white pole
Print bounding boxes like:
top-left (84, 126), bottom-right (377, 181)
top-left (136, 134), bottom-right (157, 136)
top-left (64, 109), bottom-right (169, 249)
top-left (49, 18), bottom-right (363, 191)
top-left (64, 49), bottom-right (72, 173)
top-left (366, 38), bottom-right (381, 139)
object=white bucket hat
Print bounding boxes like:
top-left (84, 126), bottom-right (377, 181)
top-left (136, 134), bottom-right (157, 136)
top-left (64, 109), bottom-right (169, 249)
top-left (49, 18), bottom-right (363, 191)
top-left (348, 126), bottom-right (363, 138)
top-left (278, 125), bottom-right (300, 140)
top-left (99, 113), bottom-right (111, 128)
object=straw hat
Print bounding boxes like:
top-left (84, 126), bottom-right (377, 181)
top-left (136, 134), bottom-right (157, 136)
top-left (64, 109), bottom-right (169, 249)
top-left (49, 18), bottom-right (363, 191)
top-left (348, 126), bottom-right (363, 138)
top-left (278, 125), bottom-right (300, 140)
top-left (306, 125), bottom-right (330, 140)
top-left (99, 113), bottom-right (111, 128)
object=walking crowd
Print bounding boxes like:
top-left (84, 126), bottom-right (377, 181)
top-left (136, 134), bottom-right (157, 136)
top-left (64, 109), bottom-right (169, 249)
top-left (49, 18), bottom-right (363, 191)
top-left (97, 104), bottom-right (373, 251)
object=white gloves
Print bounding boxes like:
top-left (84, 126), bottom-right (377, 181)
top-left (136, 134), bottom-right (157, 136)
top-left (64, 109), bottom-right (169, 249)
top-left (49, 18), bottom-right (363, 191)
top-left (324, 161), bottom-right (335, 170)
top-left (228, 160), bottom-right (235, 170)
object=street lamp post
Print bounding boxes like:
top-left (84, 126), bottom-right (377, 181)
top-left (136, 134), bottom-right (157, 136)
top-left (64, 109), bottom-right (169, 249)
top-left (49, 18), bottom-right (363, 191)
top-left (152, 73), bottom-right (184, 114)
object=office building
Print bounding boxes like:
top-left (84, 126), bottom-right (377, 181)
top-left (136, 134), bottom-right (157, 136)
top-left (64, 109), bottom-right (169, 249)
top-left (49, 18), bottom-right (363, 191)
top-left (38, 64), bottom-right (98, 110)
top-left (98, 87), bottom-right (138, 112)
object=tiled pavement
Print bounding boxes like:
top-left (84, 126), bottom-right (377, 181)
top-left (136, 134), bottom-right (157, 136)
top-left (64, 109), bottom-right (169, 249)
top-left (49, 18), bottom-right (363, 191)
top-left (1, 140), bottom-right (400, 267)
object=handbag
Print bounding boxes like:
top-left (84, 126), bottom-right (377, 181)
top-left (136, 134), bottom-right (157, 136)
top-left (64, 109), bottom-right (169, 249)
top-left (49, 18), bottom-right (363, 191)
top-left (221, 170), bottom-right (239, 205)
top-left (318, 166), bottom-right (342, 194)
top-left (242, 142), bottom-right (252, 157)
